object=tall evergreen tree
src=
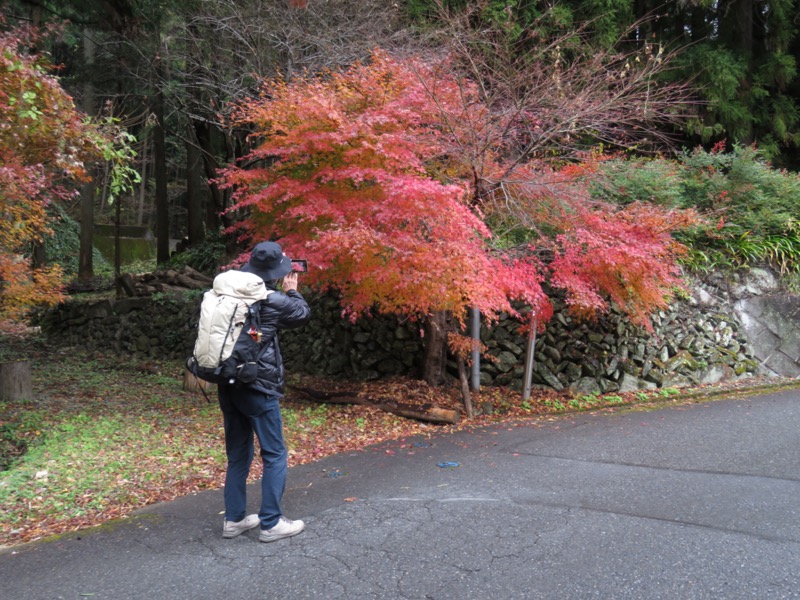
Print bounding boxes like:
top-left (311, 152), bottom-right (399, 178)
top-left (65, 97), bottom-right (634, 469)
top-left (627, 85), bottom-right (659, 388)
top-left (662, 0), bottom-right (794, 162)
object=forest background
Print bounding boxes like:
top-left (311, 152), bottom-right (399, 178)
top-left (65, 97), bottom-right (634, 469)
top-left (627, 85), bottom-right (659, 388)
top-left (3, 0), bottom-right (800, 377)
top-left (2, 0), bottom-right (800, 547)
top-left (1, 0), bottom-right (799, 315)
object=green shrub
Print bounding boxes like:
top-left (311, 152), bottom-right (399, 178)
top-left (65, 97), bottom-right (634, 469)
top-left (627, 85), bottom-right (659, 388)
top-left (590, 145), bottom-right (800, 274)
top-left (592, 157), bottom-right (684, 208)
top-left (42, 203), bottom-right (111, 277)
top-left (678, 145), bottom-right (800, 238)
top-left (163, 233), bottom-right (228, 276)
top-left (677, 146), bottom-right (800, 273)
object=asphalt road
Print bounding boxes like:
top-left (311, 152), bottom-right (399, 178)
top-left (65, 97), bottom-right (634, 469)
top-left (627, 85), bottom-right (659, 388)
top-left (1, 389), bottom-right (799, 599)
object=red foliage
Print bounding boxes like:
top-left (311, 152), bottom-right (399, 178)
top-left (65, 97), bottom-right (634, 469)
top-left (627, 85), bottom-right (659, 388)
top-left (549, 202), bottom-right (697, 328)
top-left (222, 51), bottom-right (551, 325)
top-left (222, 50), bottom-right (695, 340)
top-left (484, 158), bottom-right (698, 329)
top-left (0, 25), bottom-right (104, 319)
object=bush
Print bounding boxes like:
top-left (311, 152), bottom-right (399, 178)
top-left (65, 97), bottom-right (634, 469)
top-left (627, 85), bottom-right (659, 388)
top-left (590, 146), bottom-right (800, 274)
top-left (163, 233), bottom-right (227, 276)
top-left (43, 203), bottom-right (111, 277)
top-left (677, 146), bottom-right (800, 273)
top-left (591, 157), bottom-right (684, 208)
top-left (678, 145), bottom-right (800, 237)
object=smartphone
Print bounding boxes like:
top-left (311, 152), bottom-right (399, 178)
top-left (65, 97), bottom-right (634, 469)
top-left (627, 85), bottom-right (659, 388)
top-left (290, 259), bottom-right (308, 273)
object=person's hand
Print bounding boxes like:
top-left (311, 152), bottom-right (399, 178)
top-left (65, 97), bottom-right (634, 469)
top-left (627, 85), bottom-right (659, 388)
top-left (282, 272), bottom-right (299, 292)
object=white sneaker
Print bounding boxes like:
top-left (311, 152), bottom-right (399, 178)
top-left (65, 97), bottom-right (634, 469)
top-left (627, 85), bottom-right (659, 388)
top-left (222, 514), bottom-right (260, 538)
top-left (259, 516), bottom-right (305, 543)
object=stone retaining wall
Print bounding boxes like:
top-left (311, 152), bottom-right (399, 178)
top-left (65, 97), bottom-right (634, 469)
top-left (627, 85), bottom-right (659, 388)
top-left (39, 274), bottom-right (775, 392)
top-left (704, 269), bottom-right (800, 378)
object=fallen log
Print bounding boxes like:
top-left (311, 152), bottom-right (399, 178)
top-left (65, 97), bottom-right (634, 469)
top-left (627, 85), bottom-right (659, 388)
top-left (176, 274), bottom-right (210, 290)
top-left (181, 266), bottom-right (211, 281)
top-left (289, 386), bottom-right (460, 425)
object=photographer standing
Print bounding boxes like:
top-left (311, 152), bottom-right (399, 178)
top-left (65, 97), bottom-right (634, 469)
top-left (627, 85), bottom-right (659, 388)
top-left (219, 241), bottom-right (311, 543)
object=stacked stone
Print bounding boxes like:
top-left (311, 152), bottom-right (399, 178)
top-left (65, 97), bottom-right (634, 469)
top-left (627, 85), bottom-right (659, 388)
top-left (479, 296), bottom-right (757, 393)
top-left (39, 277), bottom-right (764, 391)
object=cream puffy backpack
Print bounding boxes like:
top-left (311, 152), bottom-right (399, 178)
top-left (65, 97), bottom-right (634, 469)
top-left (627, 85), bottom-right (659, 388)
top-left (187, 270), bottom-right (271, 385)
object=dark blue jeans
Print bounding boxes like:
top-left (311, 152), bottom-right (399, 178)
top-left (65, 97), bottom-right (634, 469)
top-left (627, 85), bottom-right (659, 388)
top-left (218, 385), bottom-right (287, 530)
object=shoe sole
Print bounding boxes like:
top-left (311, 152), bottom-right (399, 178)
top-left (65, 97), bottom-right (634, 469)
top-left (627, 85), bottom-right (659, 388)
top-left (259, 526), bottom-right (305, 543)
top-left (222, 531), bottom-right (249, 539)
top-left (222, 520), bottom-right (260, 538)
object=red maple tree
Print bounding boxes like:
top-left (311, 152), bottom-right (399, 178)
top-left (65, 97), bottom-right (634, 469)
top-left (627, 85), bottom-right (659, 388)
top-left (221, 51), bottom-right (695, 384)
top-left (487, 159), bottom-right (700, 329)
top-left (222, 52), bottom-right (552, 320)
top-left (0, 25), bottom-right (105, 319)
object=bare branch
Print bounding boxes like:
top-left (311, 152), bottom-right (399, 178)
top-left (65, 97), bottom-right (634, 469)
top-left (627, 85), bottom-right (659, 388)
top-left (405, 0), bottom-right (695, 230)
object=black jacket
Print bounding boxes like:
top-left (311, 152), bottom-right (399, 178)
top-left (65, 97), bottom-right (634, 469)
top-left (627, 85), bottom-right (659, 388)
top-left (250, 288), bottom-right (311, 397)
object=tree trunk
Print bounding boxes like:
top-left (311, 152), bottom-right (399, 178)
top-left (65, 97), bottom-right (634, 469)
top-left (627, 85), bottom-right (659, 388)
top-left (78, 28), bottom-right (97, 281)
top-left (114, 182), bottom-right (123, 298)
top-left (31, 243), bottom-right (46, 269)
top-left (422, 311), bottom-right (449, 386)
top-left (689, 5), bottom-right (708, 43)
top-left (29, 3), bottom-right (42, 27)
top-left (730, 0), bottom-right (755, 59)
top-left (290, 387), bottom-right (460, 425)
top-left (153, 89), bottom-right (170, 265)
top-left (457, 356), bottom-right (474, 419)
top-left (186, 122), bottom-right (205, 246)
top-left (633, 0), bottom-right (656, 40)
top-left (722, 0), bottom-right (756, 144)
top-left (195, 121), bottom-right (225, 232)
top-left (136, 130), bottom-right (149, 226)
top-left (0, 361), bottom-right (32, 402)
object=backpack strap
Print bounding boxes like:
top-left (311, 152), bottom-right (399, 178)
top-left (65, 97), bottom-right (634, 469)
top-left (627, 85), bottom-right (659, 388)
top-left (214, 304), bottom-right (240, 378)
top-left (249, 292), bottom-right (276, 360)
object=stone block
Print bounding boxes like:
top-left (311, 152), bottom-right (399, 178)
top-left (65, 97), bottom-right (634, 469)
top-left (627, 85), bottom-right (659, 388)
top-left (564, 361), bottom-right (583, 380)
top-left (663, 350), bottom-right (700, 372)
top-left (662, 374), bottom-right (693, 388)
top-left (535, 364), bottom-right (564, 391)
top-left (761, 351), bottom-right (800, 378)
top-left (697, 364), bottom-right (735, 385)
top-left (498, 340), bottom-right (523, 355)
top-left (598, 379), bottom-right (620, 393)
top-left (376, 358), bottom-right (403, 375)
top-left (618, 373), bottom-right (640, 392)
top-left (745, 327), bottom-right (781, 363)
top-left (777, 334), bottom-right (800, 363)
top-left (113, 297), bottom-right (152, 315)
top-left (84, 301), bottom-right (113, 319)
top-left (570, 377), bottom-right (601, 395)
top-left (743, 267), bottom-right (779, 295)
top-left (494, 351), bottom-right (517, 373)
top-left (352, 331), bottom-right (371, 344)
top-left (758, 297), bottom-right (800, 336)
top-left (643, 369), bottom-right (664, 385)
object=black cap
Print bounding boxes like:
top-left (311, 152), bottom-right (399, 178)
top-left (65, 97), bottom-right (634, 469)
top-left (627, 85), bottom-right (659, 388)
top-left (241, 241), bottom-right (292, 281)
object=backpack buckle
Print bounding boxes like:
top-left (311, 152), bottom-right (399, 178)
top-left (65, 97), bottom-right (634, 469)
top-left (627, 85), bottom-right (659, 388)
top-left (247, 326), bottom-right (262, 343)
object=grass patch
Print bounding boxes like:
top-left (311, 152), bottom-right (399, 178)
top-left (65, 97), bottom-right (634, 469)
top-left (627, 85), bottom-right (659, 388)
top-left (0, 355), bottom-right (226, 545)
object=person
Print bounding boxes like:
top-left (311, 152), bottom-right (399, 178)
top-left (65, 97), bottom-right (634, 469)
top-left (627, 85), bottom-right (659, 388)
top-left (219, 241), bottom-right (311, 543)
